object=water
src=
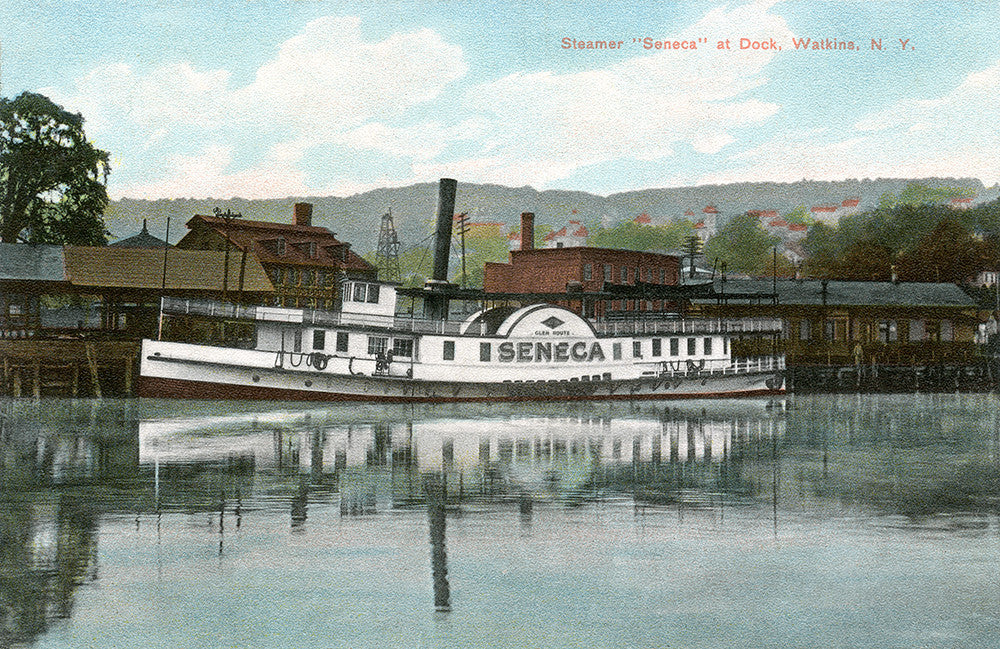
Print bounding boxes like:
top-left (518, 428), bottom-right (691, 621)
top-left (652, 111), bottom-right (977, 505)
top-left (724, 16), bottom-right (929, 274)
top-left (2, 394), bottom-right (1000, 648)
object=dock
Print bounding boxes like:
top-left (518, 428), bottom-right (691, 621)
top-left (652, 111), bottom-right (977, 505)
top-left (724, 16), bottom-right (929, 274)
top-left (0, 340), bottom-right (141, 398)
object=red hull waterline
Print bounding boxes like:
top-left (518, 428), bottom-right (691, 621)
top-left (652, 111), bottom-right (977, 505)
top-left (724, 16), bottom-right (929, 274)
top-left (138, 375), bottom-right (786, 404)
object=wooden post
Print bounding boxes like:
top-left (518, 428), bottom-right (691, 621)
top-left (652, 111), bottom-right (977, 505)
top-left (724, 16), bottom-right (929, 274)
top-left (124, 355), bottom-right (134, 396)
top-left (12, 366), bottom-right (21, 398)
top-left (72, 363), bottom-right (80, 397)
top-left (2, 357), bottom-right (7, 396)
top-left (85, 343), bottom-right (102, 399)
top-left (32, 360), bottom-right (40, 400)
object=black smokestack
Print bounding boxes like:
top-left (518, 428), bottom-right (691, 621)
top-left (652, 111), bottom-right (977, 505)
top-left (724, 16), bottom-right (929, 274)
top-left (431, 179), bottom-right (457, 282)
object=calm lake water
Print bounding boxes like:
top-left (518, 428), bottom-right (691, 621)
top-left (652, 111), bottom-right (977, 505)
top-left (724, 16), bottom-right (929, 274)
top-left (2, 394), bottom-right (1000, 648)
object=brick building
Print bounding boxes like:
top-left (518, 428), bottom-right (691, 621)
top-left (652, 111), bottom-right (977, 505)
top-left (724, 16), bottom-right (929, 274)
top-left (177, 203), bottom-right (376, 308)
top-left (484, 212), bottom-right (681, 317)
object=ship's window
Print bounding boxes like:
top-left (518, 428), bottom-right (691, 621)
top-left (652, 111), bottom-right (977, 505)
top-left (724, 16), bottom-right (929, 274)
top-left (302, 270), bottom-right (314, 287)
top-left (620, 266), bottom-right (627, 283)
top-left (583, 264), bottom-right (593, 281)
top-left (336, 332), bottom-right (349, 353)
top-left (686, 337), bottom-right (696, 355)
top-left (293, 331), bottom-right (303, 353)
top-left (366, 284), bottom-right (379, 304)
top-left (799, 319), bottom-right (811, 341)
top-left (368, 336), bottom-right (388, 356)
top-left (309, 242), bottom-right (317, 258)
top-left (353, 283), bottom-right (367, 302)
top-left (634, 267), bottom-right (640, 284)
top-left (313, 330), bottom-right (326, 350)
top-left (612, 343), bottom-right (622, 360)
top-left (603, 264), bottom-right (612, 282)
top-left (670, 338), bottom-right (679, 356)
top-left (603, 373), bottom-right (611, 381)
top-left (393, 338), bottom-right (413, 357)
top-left (277, 237), bottom-right (286, 255)
top-left (443, 340), bottom-right (455, 361)
top-left (652, 338), bottom-right (662, 357)
top-left (480, 342), bottom-right (491, 362)
top-left (703, 337), bottom-right (712, 355)
top-left (633, 341), bottom-right (642, 358)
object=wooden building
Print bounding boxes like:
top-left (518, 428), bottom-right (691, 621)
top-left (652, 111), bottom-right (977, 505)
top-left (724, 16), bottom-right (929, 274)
top-left (177, 203), bottom-right (376, 309)
top-left (701, 279), bottom-right (980, 366)
top-left (0, 243), bottom-right (274, 397)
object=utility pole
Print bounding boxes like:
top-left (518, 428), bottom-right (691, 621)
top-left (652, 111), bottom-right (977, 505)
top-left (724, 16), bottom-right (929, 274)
top-left (454, 213), bottom-right (469, 288)
top-left (683, 235), bottom-right (702, 281)
top-left (214, 207), bottom-right (242, 303)
top-left (375, 210), bottom-right (403, 282)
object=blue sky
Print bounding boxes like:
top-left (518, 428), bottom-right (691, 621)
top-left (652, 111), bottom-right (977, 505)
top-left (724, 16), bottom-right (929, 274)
top-left (2, 0), bottom-right (998, 199)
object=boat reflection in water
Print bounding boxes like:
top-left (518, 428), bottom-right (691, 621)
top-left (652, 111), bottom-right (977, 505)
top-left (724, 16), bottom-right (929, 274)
top-left (135, 399), bottom-right (788, 614)
top-left (4, 395), bottom-right (1000, 648)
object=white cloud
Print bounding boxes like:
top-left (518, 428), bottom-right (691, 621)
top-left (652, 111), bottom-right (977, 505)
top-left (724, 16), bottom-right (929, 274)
top-left (329, 118), bottom-right (487, 161)
top-left (49, 16), bottom-right (469, 199)
top-left (233, 16), bottom-right (467, 138)
top-left (449, 1), bottom-right (790, 186)
top-left (701, 60), bottom-right (1000, 186)
top-left (122, 144), bottom-right (312, 199)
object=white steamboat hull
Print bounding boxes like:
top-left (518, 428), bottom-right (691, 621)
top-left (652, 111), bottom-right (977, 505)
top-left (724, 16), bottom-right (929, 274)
top-left (139, 340), bottom-right (785, 403)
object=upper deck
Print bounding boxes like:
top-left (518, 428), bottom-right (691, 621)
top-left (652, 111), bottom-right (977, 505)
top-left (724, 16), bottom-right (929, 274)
top-left (159, 297), bottom-right (782, 338)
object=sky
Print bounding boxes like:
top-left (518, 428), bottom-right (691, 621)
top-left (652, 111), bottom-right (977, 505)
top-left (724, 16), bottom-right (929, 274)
top-left (2, 0), bottom-right (999, 200)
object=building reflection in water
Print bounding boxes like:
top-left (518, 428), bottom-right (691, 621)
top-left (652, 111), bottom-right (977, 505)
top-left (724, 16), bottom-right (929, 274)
top-left (6, 394), bottom-right (999, 636)
top-left (0, 400), bottom-right (140, 648)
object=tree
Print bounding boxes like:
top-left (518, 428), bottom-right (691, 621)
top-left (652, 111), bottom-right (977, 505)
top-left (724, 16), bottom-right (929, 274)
top-left (0, 92), bottom-right (111, 244)
top-left (587, 220), bottom-right (693, 251)
top-left (702, 212), bottom-right (779, 276)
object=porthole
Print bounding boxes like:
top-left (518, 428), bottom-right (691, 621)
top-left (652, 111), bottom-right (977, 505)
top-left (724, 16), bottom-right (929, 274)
top-left (252, 375), bottom-right (260, 383)
top-left (305, 380), bottom-right (313, 387)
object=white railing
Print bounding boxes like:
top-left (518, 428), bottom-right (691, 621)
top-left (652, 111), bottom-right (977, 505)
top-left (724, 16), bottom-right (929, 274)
top-left (644, 355), bottom-right (785, 377)
top-left (593, 317), bottom-right (783, 336)
top-left (161, 297), bottom-right (781, 339)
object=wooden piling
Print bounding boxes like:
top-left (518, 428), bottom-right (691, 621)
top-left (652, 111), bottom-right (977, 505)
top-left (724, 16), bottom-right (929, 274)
top-left (84, 343), bottom-right (102, 399)
top-left (32, 360), bottom-right (41, 400)
top-left (124, 356), bottom-right (134, 396)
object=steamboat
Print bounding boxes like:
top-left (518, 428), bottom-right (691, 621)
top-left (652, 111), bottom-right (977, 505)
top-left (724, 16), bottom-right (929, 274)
top-left (138, 180), bottom-right (785, 402)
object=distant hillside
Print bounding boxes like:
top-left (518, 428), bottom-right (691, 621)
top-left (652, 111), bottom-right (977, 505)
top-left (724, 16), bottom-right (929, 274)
top-left (106, 177), bottom-right (995, 254)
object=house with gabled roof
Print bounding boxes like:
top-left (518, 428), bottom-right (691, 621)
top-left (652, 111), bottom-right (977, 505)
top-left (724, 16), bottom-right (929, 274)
top-left (177, 202), bottom-right (376, 309)
top-left (542, 220), bottom-right (588, 248)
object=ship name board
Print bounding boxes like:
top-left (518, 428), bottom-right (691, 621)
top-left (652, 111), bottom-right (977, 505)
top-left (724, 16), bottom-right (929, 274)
top-left (498, 341), bottom-right (606, 363)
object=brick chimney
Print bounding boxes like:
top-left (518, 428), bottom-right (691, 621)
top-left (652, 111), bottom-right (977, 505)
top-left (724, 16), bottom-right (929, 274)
top-left (294, 202), bottom-right (313, 227)
top-left (520, 212), bottom-right (534, 251)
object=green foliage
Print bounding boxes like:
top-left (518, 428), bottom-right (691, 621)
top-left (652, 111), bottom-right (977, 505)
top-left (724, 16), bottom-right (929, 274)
top-left (878, 182), bottom-right (975, 210)
top-left (398, 245), bottom-right (434, 288)
top-left (458, 227), bottom-right (510, 288)
top-left (783, 204), bottom-right (811, 225)
top-left (0, 92), bottom-right (111, 244)
top-left (703, 212), bottom-right (780, 276)
top-left (803, 199), bottom-right (994, 282)
top-left (587, 220), bottom-right (693, 251)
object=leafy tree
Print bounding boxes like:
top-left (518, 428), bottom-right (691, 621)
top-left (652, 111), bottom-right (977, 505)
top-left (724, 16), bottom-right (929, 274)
top-left (782, 204), bottom-right (812, 226)
top-left (587, 220), bottom-right (693, 251)
top-left (897, 216), bottom-right (987, 283)
top-left (879, 181), bottom-right (975, 210)
top-left (0, 92), bottom-right (111, 244)
top-left (702, 212), bottom-right (779, 276)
